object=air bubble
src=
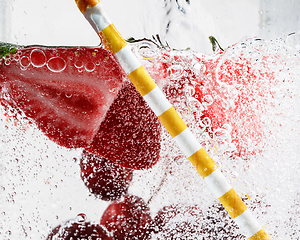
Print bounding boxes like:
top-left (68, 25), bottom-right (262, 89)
top-left (19, 56), bottom-right (30, 68)
top-left (109, 88), bottom-right (117, 93)
top-left (12, 54), bottom-right (20, 62)
top-left (167, 64), bottom-right (184, 79)
top-left (76, 213), bottom-right (87, 223)
top-left (202, 117), bottom-right (211, 127)
top-left (137, 40), bottom-right (158, 59)
top-left (213, 128), bottom-right (231, 145)
top-left (202, 95), bottom-right (214, 106)
top-left (4, 59), bottom-right (11, 65)
top-left (193, 62), bottom-right (206, 74)
top-left (30, 49), bottom-right (46, 67)
top-left (47, 57), bottom-right (66, 72)
top-left (75, 60), bottom-right (83, 68)
top-left (85, 62), bottom-right (95, 72)
top-left (285, 32), bottom-right (300, 51)
top-left (65, 93), bottom-right (72, 98)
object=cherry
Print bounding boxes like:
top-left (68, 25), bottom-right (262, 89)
top-left (152, 204), bottom-right (204, 239)
top-left (100, 195), bottom-right (153, 240)
top-left (47, 214), bottom-right (113, 240)
top-left (202, 202), bottom-right (245, 239)
top-left (80, 150), bottom-right (133, 201)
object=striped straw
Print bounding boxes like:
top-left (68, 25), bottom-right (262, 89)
top-left (75, 1), bottom-right (271, 239)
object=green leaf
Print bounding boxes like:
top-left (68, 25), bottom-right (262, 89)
top-left (0, 42), bottom-right (17, 59)
top-left (209, 36), bottom-right (224, 52)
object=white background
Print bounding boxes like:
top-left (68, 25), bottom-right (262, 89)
top-left (0, 0), bottom-right (263, 54)
top-left (1, 0), bottom-right (300, 53)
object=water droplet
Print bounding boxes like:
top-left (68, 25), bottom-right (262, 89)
top-left (47, 57), bottom-right (66, 72)
top-left (20, 56), bottom-right (30, 68)
top-left (85, 62), bottom-right (95, 72)
top-left (30, 49), bottom-right (46, 67)
top-left (76, 213), bottom-right (87, 223)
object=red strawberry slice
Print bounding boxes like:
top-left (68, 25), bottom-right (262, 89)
top-left (85, 80), bottom-right (162, 170)
top-left (0, 45), bottom-right (125, 148)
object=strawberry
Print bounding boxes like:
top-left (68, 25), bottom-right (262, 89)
top-left (0, 43), bottom-right (125, 149)
top-left (1, 43), bottom-right (161, 170)
top-left (85, 80), bottom-right (162, 170)
top-left (150, 46), bottom-right (275, 160)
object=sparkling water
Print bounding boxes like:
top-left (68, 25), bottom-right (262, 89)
top-left (1, 0), bottom-right (300, 239)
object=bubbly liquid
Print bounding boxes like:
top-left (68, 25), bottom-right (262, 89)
top-left (1, 2), bottom-right (300, 240)
top-left (1, 34), bottom-right (300, 239)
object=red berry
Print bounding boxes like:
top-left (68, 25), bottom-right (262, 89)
top-left (1, 44), bottom-right (161, 170)
top-left (100, 195), bottom-right (153, 240)
top-left (80, 150), bottom-right (133, 201)
top-left (153, 204), bottom-right (204, 239)
top-left (86, 81), bottom-right (162, 170)
top-left (47, 214), bottom-right (113, 240)
top-left (151, 49), bottom-right (275, 160)
top-left (0, 45), bottom-right (124, 149)
top-left (202, 203), bottom-right (245, 239)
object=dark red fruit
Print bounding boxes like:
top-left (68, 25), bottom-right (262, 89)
top-left (202, 202), bottom-right (245, 239)
top-left (86, 81), bottom-right (162, 170)
top-left (153, 204), bottom-right (203, 239)
top-left (100, 195), bottom-right (153, 240)
top-left (80, 150), bottom-right (133, 201)
top-left (47, 214), bottom-right (113, 240)
top-left (1, 44), bottom-right (162, 170)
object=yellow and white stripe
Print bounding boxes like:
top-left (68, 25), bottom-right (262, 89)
top-left (75, 1), bottom-right (271, 239)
